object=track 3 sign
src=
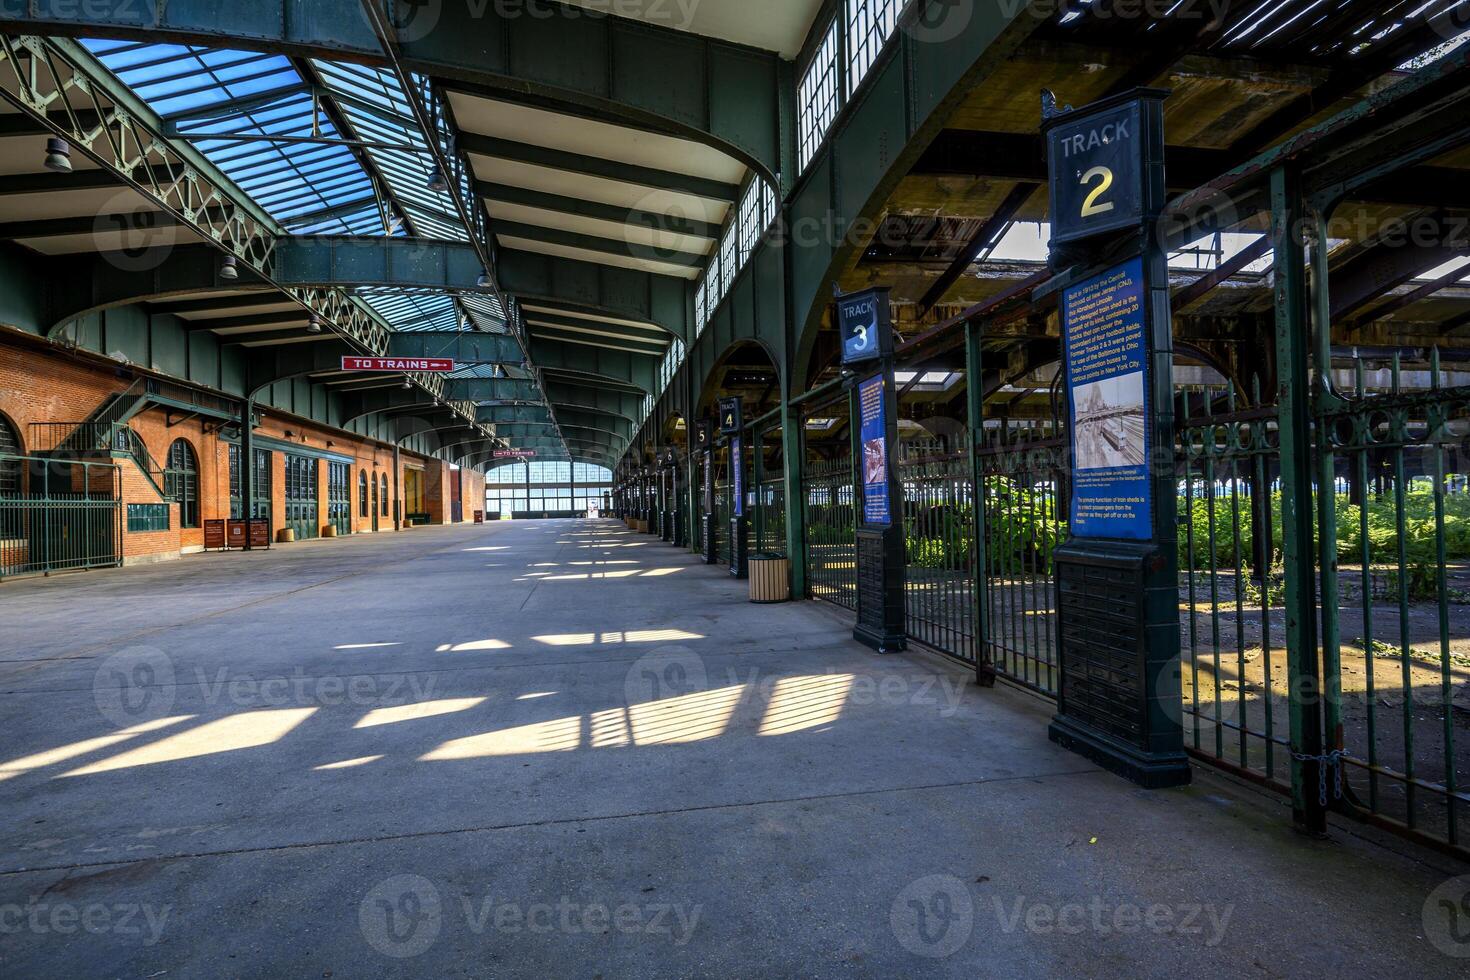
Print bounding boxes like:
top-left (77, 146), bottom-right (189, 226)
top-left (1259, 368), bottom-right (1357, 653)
top-left (341, 356), bottom-right (456, 372)
top-left (836, 286), bottom-right (892, 365)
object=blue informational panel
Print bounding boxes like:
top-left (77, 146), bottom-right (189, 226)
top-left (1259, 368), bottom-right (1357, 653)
top-left (858, 374), bottom-right (891, 527)
top-left (1063, 256), bottom-right (1151, 540)
top-left (732, 437), bottom-right (744, 517)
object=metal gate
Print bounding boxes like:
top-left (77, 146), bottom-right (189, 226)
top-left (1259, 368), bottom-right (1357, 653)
top-left (978, 423), bottom-right (1067, 695)
top-left (899, 452), bottom-right (976, 663)
top-left (803, 455), bottom-right (856, 611)
top-left (0, 456), bottom-right (121, 578)
top-left (285, 454), bottom-right (318, 540)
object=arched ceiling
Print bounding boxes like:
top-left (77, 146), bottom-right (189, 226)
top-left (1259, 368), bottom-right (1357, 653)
top-left (0, 2), bottom-right (790, 466)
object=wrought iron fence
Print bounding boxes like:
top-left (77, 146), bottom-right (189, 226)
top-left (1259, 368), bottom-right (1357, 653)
top-left (1175, 389), bottom-right (1288, 794)
top-left (978, 428), bottom-right (1068, 695)
top-left (0, 456), bottom-right (122, 579)
top-left (899, 453), bottom-right (975, 662)
top-left (803, 455), bottom-right (856, 610)
top-left (755, 475), bottom-right (785, 554)
top-left (1307, 355), bottom-right (1470, 856)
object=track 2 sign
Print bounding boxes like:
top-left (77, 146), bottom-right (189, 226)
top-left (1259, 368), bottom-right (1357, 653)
top-left (1044, 90), bottom-right (1166, 247)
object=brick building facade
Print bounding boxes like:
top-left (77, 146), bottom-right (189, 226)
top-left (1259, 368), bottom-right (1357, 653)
top-left (0, 330), bottom-right (487, 569)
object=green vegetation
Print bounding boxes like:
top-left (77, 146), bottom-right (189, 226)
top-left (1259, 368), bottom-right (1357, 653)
top-left (1179, 483), bottom-right (1470, 601)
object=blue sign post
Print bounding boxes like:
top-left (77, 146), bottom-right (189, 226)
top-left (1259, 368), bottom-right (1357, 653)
top-left (1043, 88), bottom-right (1188, 790)
top-left (1062, 257), bottom-right (1151, 540)
top-left (840, 284), bottom-right (905, 653)
top-left (732, 437), bottom-right (744, 517)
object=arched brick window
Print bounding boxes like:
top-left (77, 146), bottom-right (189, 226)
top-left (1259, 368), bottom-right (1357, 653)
top-left (165, 438), bottom-right (200, 528)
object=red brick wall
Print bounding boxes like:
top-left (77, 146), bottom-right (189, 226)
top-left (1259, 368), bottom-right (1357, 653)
top-left (0, 332), bottom-right (456, 563)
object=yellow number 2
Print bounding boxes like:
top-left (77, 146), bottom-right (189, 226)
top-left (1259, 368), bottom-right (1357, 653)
top-left (1080, 166), bottom-right (1115, 217)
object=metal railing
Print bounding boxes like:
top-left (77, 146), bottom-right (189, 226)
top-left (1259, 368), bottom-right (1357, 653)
top-left (1306, 355), bottom-right (1469, 854)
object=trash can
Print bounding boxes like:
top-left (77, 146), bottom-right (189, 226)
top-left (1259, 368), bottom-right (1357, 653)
top-left (748, 553), bottom-right (790, 603)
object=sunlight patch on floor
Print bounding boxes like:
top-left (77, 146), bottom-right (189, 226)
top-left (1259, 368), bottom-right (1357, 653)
top-left (62, 709), bottom-right (317, 776)
top-left (0, 716), bottom-right (194, 782)
top-left (314, 755), bottom-right (383, 770)
top-left (627, 685), bottom-right (744, 745)
top-left (419, 715), bottom-right (582, 759)
top-left (757, 675), bottom-right (853, 736)
top-left (438, 639), bottom-right (512, 652)
top-left (354, 698), bottom-right (487, 729)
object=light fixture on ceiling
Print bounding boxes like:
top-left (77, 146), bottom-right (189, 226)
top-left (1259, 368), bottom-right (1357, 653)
top-left (307, 314), bottom-right (323, 334)
top-left (476, 270), bottom-right (491, 288)
top-left (426, 167), bottom-right (448, 192)
top-left (44, 137), bottom-right (72, 173)
top-left (219, 255), bottom-right (239, 281)
top-left (402, 377), bottom-right (413, 389)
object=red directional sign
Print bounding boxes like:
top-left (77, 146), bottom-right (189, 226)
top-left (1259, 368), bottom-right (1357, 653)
top-left (341, 356), bottom-right (456, 372)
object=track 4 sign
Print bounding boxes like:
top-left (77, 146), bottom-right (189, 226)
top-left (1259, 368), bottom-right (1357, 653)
top-left (718, 397), bottom-right (742, 434)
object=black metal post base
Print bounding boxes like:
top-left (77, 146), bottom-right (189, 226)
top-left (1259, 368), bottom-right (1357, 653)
top-left (662, 509), bottom-right (675, 542)
top-left (1048, 716), bottom-right (1191, 789)
top-left (852, 623), bottom-right (906, 654)
top-left (728, 516), bottom-right (748, 579)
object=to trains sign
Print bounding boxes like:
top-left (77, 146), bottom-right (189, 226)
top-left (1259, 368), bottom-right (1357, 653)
top-left (341, 356), bottom-right (456, 372)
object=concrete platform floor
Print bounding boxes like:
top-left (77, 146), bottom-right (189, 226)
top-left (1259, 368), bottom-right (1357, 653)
top-left (0, 519), bottom-right (1466, 978)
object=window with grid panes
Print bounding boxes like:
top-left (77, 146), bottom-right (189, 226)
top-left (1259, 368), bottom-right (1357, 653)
top-left (798, 18), bottom-right (840, 171)
top-left (738, 181), bottom-right (761, 266)
top-left (847, 0), bottom-right (905, 98)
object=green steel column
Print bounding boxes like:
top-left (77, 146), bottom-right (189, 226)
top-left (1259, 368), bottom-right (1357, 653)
top-left (782, 394), bottom-right (808, 597)
top-left (964, 320), bottom-right (994, 685)
top-left (1271, 166), bottom-right (1327, 835)
top-left (1309, 203), bottom-right (1345, 768)
top-left (241, 394), bottom-right (256, 550)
